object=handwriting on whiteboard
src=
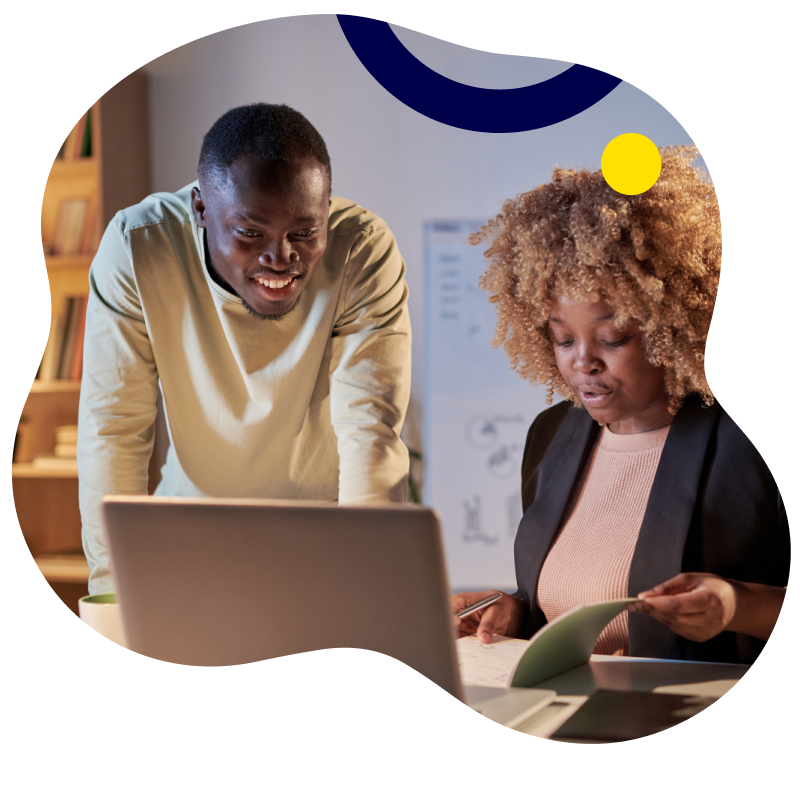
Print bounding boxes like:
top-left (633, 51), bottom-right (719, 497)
top-left (425, 221), bottom-right (550, 588)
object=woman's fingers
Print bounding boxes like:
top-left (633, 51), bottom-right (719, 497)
top-left (638, 572), bottom-right (701, 599)
top-left (640, 588), bottom-right (722, 617)
top-left (633, 575), bottom-right (738, 641)
top-left (451, 592), bottom-right (526, 641)
top-left (478, 604), bottom-right (498, 644)
top-left (475, 603), bottom-right (506, 644)
top-left (451, 591), bottom-right (504, 638)
top-left (451, 590), bottom-right (500, 615)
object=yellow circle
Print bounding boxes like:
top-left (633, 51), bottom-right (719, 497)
top-left (601, 133), bottom-right (662, 195)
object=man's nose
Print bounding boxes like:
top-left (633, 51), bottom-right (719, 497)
top-left (258, 239), bottom-right (296, 270)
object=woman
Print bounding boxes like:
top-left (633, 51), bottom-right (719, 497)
top-left (453, 146), bottom-right (788, 664)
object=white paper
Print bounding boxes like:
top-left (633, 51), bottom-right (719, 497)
top-left (456, 634), bottom-right (530, 688)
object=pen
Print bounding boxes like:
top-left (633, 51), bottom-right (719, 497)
top-left (457, 592), bottom-right (503, 619)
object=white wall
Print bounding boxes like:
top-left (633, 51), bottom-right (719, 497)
top-left (143, 14), bottom-right (693, 453)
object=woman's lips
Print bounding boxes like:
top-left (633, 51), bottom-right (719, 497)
top-left (580, 389), bottom-right (612, 406)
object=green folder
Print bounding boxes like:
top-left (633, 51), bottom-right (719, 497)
top-left (511, 598), bottom-right (637, 686)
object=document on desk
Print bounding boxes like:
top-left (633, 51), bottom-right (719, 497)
top-left (457, 598), bottom-right (636, 688)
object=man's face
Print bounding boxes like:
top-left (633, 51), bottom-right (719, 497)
top-left (192, 154), bottom-right (330, 320)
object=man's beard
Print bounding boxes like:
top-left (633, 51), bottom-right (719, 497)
top-left (239, 295), bottom-right (298, 323)
top-left (204, 234), bottom-right (299, 322)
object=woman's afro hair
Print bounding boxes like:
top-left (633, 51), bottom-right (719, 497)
top-left (471, 146), bottom-right (721, 413)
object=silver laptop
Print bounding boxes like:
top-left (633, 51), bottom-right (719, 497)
top-left (102, 496), bottom-right (554, 726)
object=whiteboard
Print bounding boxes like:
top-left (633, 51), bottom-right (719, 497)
top-left (423, 221), bottom-right (549, 591)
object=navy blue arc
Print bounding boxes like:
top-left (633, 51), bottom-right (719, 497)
top-left (337, 15), bottom-right (622, 133)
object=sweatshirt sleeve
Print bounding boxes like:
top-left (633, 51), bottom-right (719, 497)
top-left (329, 221), bottom-right (411, 504)
top-left (77, 216), bottom-right (160, 594)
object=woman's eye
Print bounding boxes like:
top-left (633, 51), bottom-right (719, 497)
top-left (603, 337), bottom-right (630, 348)
top-left (555, 339), bottom-right (573, 348)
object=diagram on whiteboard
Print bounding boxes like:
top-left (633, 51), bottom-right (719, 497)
top-left (424, 221), bottom-right (549, 590)
top-left (465, 414), bottom-right (525, 480)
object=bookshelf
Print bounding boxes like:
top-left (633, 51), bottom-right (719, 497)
top-left (13, 71), bottom-right (151, 614)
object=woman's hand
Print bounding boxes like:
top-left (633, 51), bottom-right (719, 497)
top-left (452, 591), bottom-right (526, 644)
top-left (630, 572), bottom-right (785, 642)
top-left (629, 573), bottom-right (736, 641)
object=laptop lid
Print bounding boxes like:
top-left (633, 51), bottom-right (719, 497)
top-left (102, 497), bottom-right (464, 699)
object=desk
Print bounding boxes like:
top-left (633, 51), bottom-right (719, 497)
top-left (512, 655), bottom-right (748, 741)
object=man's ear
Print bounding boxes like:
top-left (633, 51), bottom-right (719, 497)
top-left (191, 186), bottom-right (207, 228)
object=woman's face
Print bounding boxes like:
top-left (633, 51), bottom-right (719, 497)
top-left (548, 296), bottom-right (671, 434)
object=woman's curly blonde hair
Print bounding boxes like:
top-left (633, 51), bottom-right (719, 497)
top-left (471, 145), bottom-right (721, 414)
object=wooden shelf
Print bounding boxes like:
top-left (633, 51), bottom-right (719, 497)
top-left (30, 379), bottom-right (81, 394)
top-left (17, 71), bottom-right (151, 619)
top-left (35, 553), bottom-right (90, 584)
top-left (44, 254), bottom-right (93, 271)
top-left (12, 462), bottom-right (78, 478)
top-left (48, 157), bottom-right (97, 181)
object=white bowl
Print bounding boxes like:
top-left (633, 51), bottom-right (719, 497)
top-left (78, 593), bottom-right (128, 648)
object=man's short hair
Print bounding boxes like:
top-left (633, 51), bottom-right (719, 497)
top-left (198, 103), bottom-right (331, 184)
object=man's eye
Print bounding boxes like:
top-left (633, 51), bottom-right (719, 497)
top-left (235, 229), bottom-right (260, 238)
top-left (293, 230), bottom-right (317, 239)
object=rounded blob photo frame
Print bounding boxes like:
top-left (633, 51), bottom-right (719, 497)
top-left (21, 14), bottom-right (791, 741)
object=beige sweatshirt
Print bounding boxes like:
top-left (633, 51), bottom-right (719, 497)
top-left (78, 186), bottom-right (411, 594)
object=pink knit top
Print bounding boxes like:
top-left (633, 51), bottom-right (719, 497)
top-left (536, 424), bottom-right (671, 656)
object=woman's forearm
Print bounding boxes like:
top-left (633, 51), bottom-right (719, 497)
top-left (726, 582), bottom-right (786, 641)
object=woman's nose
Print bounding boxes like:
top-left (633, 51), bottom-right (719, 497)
top-left (573, 344), bottom-right (603, 374)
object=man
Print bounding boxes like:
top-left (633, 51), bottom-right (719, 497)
top-left (78, 103), bottom-right (411, 594)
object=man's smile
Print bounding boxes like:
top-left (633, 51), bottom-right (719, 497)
top-left (253, 275), bottom-right (299, 289)
top-left (248, 272), bottom-right (304, 304)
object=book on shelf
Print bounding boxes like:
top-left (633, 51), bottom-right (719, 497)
top-left (71, 114), bottom-right (87, 160)
top-left (68, 295), bottom-right (88, 380)
top-left (49, 194), bottom-right (100, 256)
top-left (55, 425), bottom-right (79, 458)
top-left (38, 309), bottom-right (63, 380)
top-left (58, 109), bottom-right (92, 161)
top-left (61, 123), bottom-right (81, 162)
top-left (56, 425), bottom-right (79, 444)
top-left (80, 107), bottom-right (92, 158)
top-left (38, 294), bottom-right (89, 381)
top-left (72, 296), bottom-right (89, 378)
top-left (57, 297), bottom-right (79, 379)
top-left (39, 300), bottom-right (70, 380)
top-left (52, 197), bottom-right (89, 256)
top-left (79, 195), bottom-right (101, 255)
top-left (13, 420), bottom-right (34, 464)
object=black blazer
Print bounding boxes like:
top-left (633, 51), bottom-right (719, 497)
top-left (515, 395), bottom-right (790, 664)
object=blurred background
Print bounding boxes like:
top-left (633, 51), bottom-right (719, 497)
top-left (144, 15), bottom-right (693, 444)
top-left (22, 15), bottom-right (696, 603)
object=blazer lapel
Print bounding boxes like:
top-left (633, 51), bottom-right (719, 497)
top-left (628, 397), bottom-right (721, 657)
top-left (515, 408), bottom-right (598, 610)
